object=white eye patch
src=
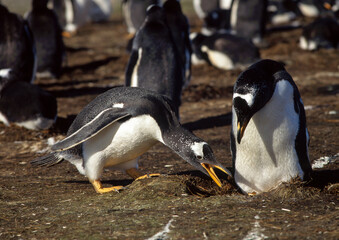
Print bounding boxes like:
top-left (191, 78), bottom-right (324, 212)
top-left (233, 93), bottom-right (255, 107)
top-left (113, 103), bottom-right (124, 108)
top-left (191, 142), bottom-right (207, 158)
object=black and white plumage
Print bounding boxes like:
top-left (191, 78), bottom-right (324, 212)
top-left (190, 32), bottom-right (260, 70)
top-left (0, 4), bottom-right (37, 84)
top-left (31, 87), bottom-right (231, 193)
top-left (230, 0), bottom-right (268, 46)
top-left (299, 17), bottom-right (339, 51)
top-left (122, 0), bottom-right (162, 34)
top-left (125, 5), bottom-right (183, 114)
top-left (163, 0), bottom-right (192, 87)
top-left (0, 78), bottom-right (57, 130)
top-left (202, 9), bottom-right (231, 34)
top-left (230, 59), bottom-right (312, 194)
top-left (26, 0), bottom-right (65, 79)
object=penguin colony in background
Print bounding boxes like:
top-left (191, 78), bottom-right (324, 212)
top-left (32, 87), bottom-right (231, 193)
top-left (0, 4), bottom-right (57, 130)
top-left (0, 0), bottom-right (327, 194)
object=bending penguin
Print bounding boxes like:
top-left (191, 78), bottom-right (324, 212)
top-left (31, 87), bottom-right (231, 194)
top-left (125, 5), bottom-right (183, 115)
top-left (230, 59), bottom-right (312, 195)
top-left (26, 0), bottom-right (65, 79)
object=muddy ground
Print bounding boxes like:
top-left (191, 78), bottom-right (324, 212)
top-left (0, 7), bottom-right (338, 240)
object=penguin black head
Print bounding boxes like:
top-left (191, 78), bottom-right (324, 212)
top-left (233, 59), bottom-right (285, 143)
top-left (167, 129), bottom-right (231, 187)
top-left (163, 0), bottom-right (182, 13)
top-left (32, 0), bottom-right (49, 10)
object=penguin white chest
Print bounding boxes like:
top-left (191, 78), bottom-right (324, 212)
top-left (233, 80), bottom-right (303, 194)
top-left (82, 115), bottom-right (163, 179)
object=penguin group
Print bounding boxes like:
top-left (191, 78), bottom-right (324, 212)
top-left (0, 4), bottom-right (57, 130)
top-left (0, 0), bottom-right (323, 195)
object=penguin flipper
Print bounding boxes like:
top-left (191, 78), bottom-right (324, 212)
top-left (31, 153), bottom-right (63, 167)
top-left (51, 109), bottom-right (131, 151)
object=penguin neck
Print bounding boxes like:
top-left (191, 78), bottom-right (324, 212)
top-left (163, 126), bottom-right (200, 155)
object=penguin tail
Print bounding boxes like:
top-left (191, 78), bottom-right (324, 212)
top-left (30, 153), bottom-right (63, 167)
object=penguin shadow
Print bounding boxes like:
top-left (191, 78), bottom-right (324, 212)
top-left (63, 56), bottom-right (120, 74)
top-left (65, 46), bottom-right (90, 53)
top-left (317, 84), bottom-right (339, 95)
top-left (308, 169), bottom-right (339, 190)
top-left (182, 112), bottom-right (232, 131)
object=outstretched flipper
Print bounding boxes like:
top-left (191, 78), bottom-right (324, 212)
top-left (52, 108), bottom-right (131, 151)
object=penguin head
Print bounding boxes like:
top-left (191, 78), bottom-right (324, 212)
top-left (32, 0), bottom-right (48, 10)
top-left (173, 136), bottom-right (232, 187)
top-left (163, 0), bottom-right (182, 13)
top-left (233, 59), bottom-right (285, 143)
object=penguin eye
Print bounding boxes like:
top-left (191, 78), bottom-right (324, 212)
top-left (196, 155), bottom-right (203, 160)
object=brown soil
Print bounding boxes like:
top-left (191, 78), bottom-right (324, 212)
top-left (0, 12), bottom-right (338, 240)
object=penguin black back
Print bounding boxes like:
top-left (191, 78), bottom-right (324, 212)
top-left (163, 0), bottom-right (192, 86)
top-left (125, 5), bottom-right (184, 114)
top-left (0, 4), bottom-right (36, 83)
top-left (27, 0), bottom-right (65, 78)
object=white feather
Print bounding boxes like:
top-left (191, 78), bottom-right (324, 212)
top-left (82, 115), bottom-right (164, 181)
top-left (201, 45), bottom-right (234, 70)
top-left (131, 48), bottom-right (143, 87)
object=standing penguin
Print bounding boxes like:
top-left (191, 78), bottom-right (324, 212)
top-left (230, 59), bottom-right (312, 194)
top-left (0, 4), bottom-right (36, 84)
top-left (122, 0), bottom-right (162, 34)
top-left (31, 87), bottom-right (231, 194)
top-left (163, 0), bottom-right (192, 86)
top-left (26, 0), bottom-right (65, 78)
top-left (125, 5), bottom-right (183, 115)
top-left (230, 0), bottom-right (268, 46)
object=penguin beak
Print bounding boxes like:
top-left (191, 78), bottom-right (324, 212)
top-left (200, 163), bottom-right (231, 187)
top-left (324, 2), bottom-right (332, 10)
top-left (237, 119), bottom-right (249, 144)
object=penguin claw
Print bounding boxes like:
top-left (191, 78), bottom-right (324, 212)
top-left (135, 173), bottom-right (161, 181)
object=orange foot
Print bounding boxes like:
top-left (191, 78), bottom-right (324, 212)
top-left (125, 168), bottom-right (161, 180)
top-left (90, 180), bottom-right (124, 194)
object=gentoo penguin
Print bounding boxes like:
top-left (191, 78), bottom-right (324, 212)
top-left (230, 59), bottom-right (312, 194)
top-left (190, 32), bottom-right (260, 70)
top-left (26, 0), bottom-right (65, 79)
top-left (122, 0), bottom-right (162, 34)
top-left (0, 74), bottom-right (57, 130)
top-left (31, 87), bottom-right (231, 193)
top-left (299, 17), bottom-right (339, 51)
top-left (125, 5), bottom-right (183, 115)
top-left (0, 4), bottom-right (37, 84)
top-left (230, 0), bottom-right (268, 46)
top-left (163, 0), bottom-right (192, 87)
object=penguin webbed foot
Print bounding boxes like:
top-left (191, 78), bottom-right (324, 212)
top-left (125, 168), bottom-right (161, 180)
top-left (90, 180), bottom-right (125, 194)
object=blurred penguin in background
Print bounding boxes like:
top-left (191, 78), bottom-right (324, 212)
top-left (163, 0), bottom-right (192, 87)
top-left (0, 4), bottom-right (36, 84)
top-left (299, 16), bottom-right (339, 51)
top-left (89, 0), bottom-right (112, 22)
top-left (190, 32), bottom-right (260, 70)
top-left (0, 4), bottom-right (57, 130)
top-left (125, 5), bottom-right (183, 115)
top-left (122, 0), bottom-right (162, 35)
top-left (230, 0), bottom-right (268, 47)
top-left (26, 0), bottom-right (65, 79)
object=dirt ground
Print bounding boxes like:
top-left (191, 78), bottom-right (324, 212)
top-left (0, 7), bottom-right (338, 240)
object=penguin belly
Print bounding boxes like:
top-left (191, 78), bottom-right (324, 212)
top-left (234, 80), bottom-right (303, 194)
top-left (82, 115), bottom-right (163, 180)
